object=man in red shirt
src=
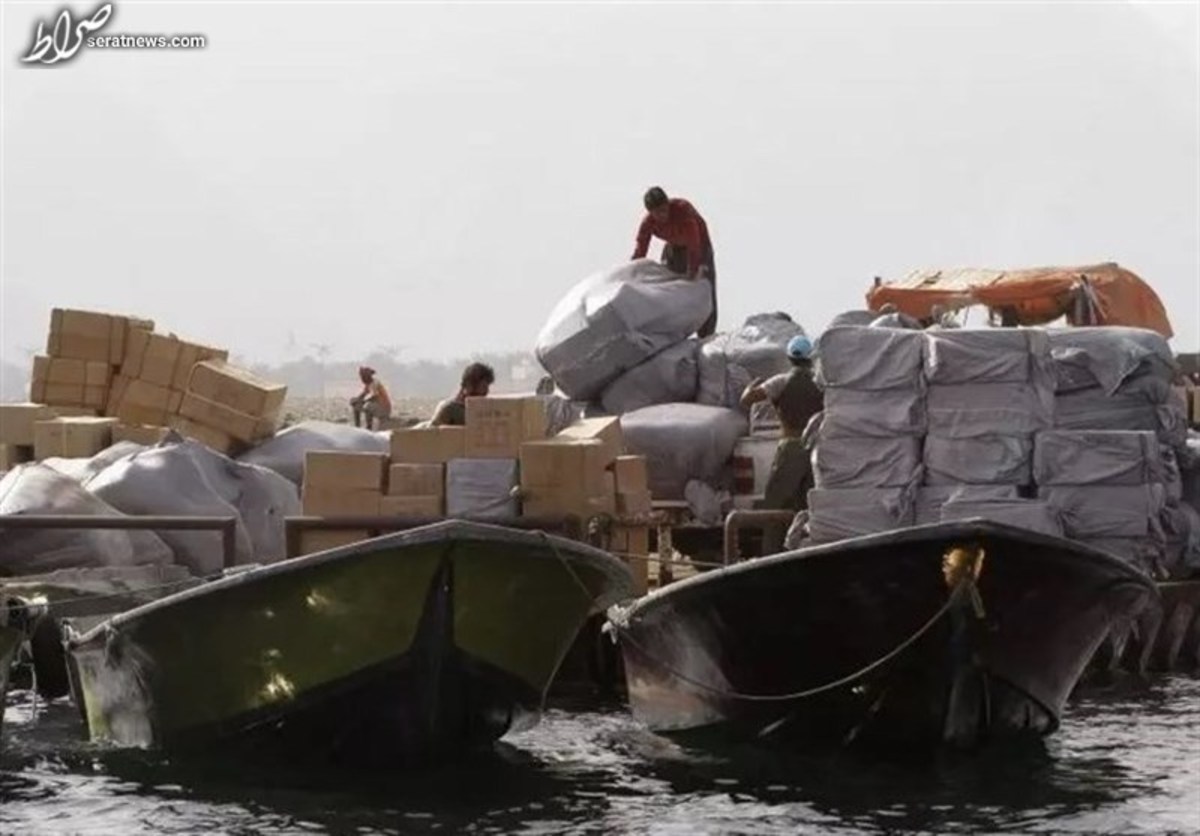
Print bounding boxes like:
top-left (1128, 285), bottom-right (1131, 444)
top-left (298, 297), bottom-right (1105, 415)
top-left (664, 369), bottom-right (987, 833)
top-left (631, 186), bottom-right (718, 337)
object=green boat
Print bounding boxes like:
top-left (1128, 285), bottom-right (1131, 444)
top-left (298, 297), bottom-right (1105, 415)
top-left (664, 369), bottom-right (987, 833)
top-left (64, 520), bottom-right (633, 764)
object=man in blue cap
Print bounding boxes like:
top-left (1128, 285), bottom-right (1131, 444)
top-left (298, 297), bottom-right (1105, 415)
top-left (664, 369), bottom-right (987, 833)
top-left (740, 336), bottom-right (824, 548)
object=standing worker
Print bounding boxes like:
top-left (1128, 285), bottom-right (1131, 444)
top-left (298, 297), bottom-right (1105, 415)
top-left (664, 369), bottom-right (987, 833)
top-left (430, 362), bottom-right (495, 427)
top-left (631, 186), bottom-right (718, 338)
top-left (350, 366), bottom-right (392, 430)
top-left (739, 336), bottom-right (825, 552)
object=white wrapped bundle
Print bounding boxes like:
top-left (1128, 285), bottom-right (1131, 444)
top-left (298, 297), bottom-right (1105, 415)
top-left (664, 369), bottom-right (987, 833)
top-left (806, 487), bottom-right (915, 543)
top-left (923, 435), bottom-right (1033, 486)
top-left (1032, 430), bottom-right (1163, 486)
top-left (814, 327), bottom-right (925, 390)
top-left (812, 435), bottom-right (922, 489)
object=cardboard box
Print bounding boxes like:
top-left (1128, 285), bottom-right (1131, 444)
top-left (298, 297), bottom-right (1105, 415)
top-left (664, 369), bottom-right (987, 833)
top-left (33, 417), bottom-right (118, 460)
top-left (112, 423), bottom-right (171, 446)
top-left (49, 405), bottom-right (99, 418)
top-left (388, 463), bottom-right (445, 497)
top-left (522, 471), bottom-right (616, 518)
top-left (168, 415), bottom-right (244, 456)
top-left (122, 330), bottom-right (229, 390)
top-left (114, 378), bottom-right (173, 427)
top-left (390, 426), bottom-right (466, 464)
top-left (179, 392), bottom-right (277, 443)
top-left (0, 403), bottom-right (54, 446)
top-left (1190, 388), bottom-right (1200, 428)
top-left (464, 396), bottom-right (547, 458)
top-left (187, 361), bottom-right (287, 419)
top-left (614, 455), bottom-right (649, 493)
top-left (107, 374), bottom-right (130, 415)
top-left (555, 417), bottom-right (623, 466)
top-left (299, 529), bottom-right (373, 555)
top-left (302, 486), bottom-right (383, 517)
top-left (0, 444), bottom-right (34, 470)
top-left (519, 439), bottom-right (610, 494)
top-left (303, 451), bottom-right (387, 492)
top-left (617, 490), bottom-right (654, 516)
top-left (47, 308), bottom-right (152, 365)
top-left (380, 495), bottom-right (443, 518)
top-left (31, 356), bottom-right (111, 408)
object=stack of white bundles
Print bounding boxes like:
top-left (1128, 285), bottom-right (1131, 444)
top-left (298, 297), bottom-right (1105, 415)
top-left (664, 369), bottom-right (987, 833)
top-left (922, 330), bottom-right (1054, 497)
top-left (1047, 327), bottom-right (1186, 449)
top-left (807, 327), bottom-right (925, 543)
top-left (599, 339), bottom-right (699, 415)
top-left (1035, 429), bottom-right (1168, 573)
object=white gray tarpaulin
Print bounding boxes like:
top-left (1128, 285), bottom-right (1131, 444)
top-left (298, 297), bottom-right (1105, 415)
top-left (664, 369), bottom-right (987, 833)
top-left (1162, 501), bottom-right (1200, 573)
top-left (915, 485), bottom-right (1020, 525)
top-left (599, 340), bottom-right (699, 415)
top-left (535, 259), bottom-right (713, 401)
top-left (446, 459), bottom-right (519, 520)
top-left (1040, 484), bottom-right (1167, 540)
top-left (1046, 327), bottom-right (1176, 395)
top-left (926, 383), bottom-right (1054, 438)
top-left (695, 314), bottom-right (806, 410)
top-left (819, 388), bottom-right (926, 438)
top-left (620, 403), bottom-right (749, 499)
top-left (696, 339), bottom-right (754, 411)
top-left (940, 497), bottom-right (1064, 538)
top-left (1032, 430), bottom-right (1163, 486)
top-left (924, 328), bottom-right (1050, 385)
top-left (1053, 388), bottom-right (1187, 448)
top-left (806, 486), bottom-right (915, 543)
top-left (239, 421), bottom-right (390, 487)
top-left (812, 435), bottom-right (922, 489)
top-left (923, 435), bottom-right (1033, 486)
top-left (814, 326), bottom-right (925, 390)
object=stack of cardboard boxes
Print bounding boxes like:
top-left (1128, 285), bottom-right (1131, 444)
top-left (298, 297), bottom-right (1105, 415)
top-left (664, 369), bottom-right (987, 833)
top-left (109, 328), bottom-right (227, 434)
top-left (173, 360), bottom-right (287, 455)
top-left (299, 450), bottom-right (389, 552)
top-left (33, 308), bottom-right (154, 414)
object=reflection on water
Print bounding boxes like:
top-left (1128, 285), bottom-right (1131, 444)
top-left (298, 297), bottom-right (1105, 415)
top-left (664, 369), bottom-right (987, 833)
top-left (2, 677), bottom-right (1198, 835)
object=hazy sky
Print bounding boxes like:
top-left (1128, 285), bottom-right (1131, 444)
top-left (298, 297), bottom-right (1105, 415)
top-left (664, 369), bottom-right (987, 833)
top-left (1, 1), bottom-right (1197, 369)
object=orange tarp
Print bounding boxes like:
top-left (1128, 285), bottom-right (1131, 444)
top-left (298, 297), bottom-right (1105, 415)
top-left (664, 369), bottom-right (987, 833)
top-left (866, 262), bottom-right (1173, 338)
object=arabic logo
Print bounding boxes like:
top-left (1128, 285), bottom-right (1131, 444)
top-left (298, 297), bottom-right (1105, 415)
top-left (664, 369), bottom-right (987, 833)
top-left (21, 3), bottom-right (113, 65)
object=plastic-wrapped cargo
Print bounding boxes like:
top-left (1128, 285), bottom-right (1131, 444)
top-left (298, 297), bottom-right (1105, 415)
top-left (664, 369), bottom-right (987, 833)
top-left (620, 404), bottom-right (748, 499)
top-left (446, 459), bottom-right (519, 519)
top-left (696, 314), bottom-right (808, 410)
top-left (819, 388), bottom-right (926, 438)
top-left (924, 328), bottom-right (1050, 385)
top-left (940, 497), bottom-right (1063, 537)
top-left (1162, 502), bottom-right (1200, 575)
top-left (696, 339), bottom-right (754, 410)
top-left (534, 259), bottom-right (714, 401)
top-left (923, 435), bottom-right (1033, 486)
top-left (915, 485), bottom-right (1020, 525)
top-left (812, 435), bottom-right (922, 489)
top-left (1040, 484), bottom-right (1166, 540)
top-left (238, 420), bottom-right (390, 486)
top-left (1032, 430), bottom-right (1163, 486)
top-left (599, 340), bottom-right (699, 415)
top-left (0, 464), bottom-right (174, 574)
top-left (1052, 388), bottom-right (1186, 447)
top-left (926, 383), bottom-right (1054, 438)
top-left (814, 327), bottom-right (924, 391)
top-left (1078, 537), bottom-right (1164, 573)
top-left (1046, 327), bottom-right (1176, 395)
top-left (806, 486), bottom-right (915, 543)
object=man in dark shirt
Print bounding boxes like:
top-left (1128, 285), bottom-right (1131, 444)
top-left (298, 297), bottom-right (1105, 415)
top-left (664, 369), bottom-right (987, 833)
top-left (430, 362), bottom-right (495, 427)
top-left (740, 336), bottom-right (824, 551)
top-left (631, 186), bottom-right (718, 338)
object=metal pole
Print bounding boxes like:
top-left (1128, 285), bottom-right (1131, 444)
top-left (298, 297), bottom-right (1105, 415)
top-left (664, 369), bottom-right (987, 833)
top-left (0, 515), bottom-right (240, 570)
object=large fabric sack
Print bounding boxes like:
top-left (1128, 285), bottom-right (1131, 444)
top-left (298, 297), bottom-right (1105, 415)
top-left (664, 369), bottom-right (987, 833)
top-left (819, 388), bottom-right (926, 438)
top-left (940, 497), bottom-right (1063, 537)
top-left (696, 340), bottom-right (753, 410)
top-left (926, 383), bottom-right (1053, 438)
top-left (922, 435), bottom-right (1033, 486)
top-left (924, 328), bottom-right (1049, 385)
top-left (827, 310), bottom-right (878, 328)
top-left (620, 404), bottom-right (748, 499)
top-left (814, 327), bottom-right (924, 390)
top-left (1032, 430), bottom-right (1162, 487)
top-left (600, 340), bottom-right (699, 415)
top-left (446, 459), bottom-right (519, 520)
top-left (1046, 327), bottom-right (1176, 395)
top-left (714, 313), bottom-right (807, 380)
top-left (1053, 388), bottom-right (1186, 446)
top-left (1163, 501), bottom-right (1200, 576)
top-left (41, 440), bottom-right (149, 484)
top-left (812, 435), bottom-right (922, 489)
top-left (1040, 484), bottom-right (1166, 540)
top-left (0, 464), bottom-right (174, 575)
top-left (535, 259), bottom-right (713, 400)
top-left (915, 485), bottom-right (1019, 525)
top-left (238, 421), bottom-right (390, 486)
top-left (806, 487), bottom-right (915, 543)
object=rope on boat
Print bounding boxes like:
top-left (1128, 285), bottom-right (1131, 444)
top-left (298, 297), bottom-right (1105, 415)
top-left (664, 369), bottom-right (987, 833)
top-left (606, 548), bottom-right (988, 704)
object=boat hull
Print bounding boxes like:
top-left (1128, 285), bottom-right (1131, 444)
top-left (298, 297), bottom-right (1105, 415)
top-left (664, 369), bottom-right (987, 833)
top-left (66, 521), bottom-right (631, 764)
top-left (610, 520), bottom-right (1157, 750)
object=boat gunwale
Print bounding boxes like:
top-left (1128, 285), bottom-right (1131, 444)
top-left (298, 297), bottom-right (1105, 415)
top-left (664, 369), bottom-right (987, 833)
top-left (66, 519), bottom-right (631, 645)
top-left (613, 518), bottom-right (1159, 620)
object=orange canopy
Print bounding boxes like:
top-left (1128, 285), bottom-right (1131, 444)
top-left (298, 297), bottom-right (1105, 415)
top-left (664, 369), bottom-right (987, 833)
top-left (866, 262), bottom-right (1173, 338)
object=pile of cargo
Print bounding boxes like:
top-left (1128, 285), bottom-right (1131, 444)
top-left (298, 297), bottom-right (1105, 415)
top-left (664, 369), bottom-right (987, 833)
top-left (297, 396), bottom-right (651, 592)
top-left (0, 307), bottom-right (288, 463)
top-left (802, 325), bottom-right (1198, 577)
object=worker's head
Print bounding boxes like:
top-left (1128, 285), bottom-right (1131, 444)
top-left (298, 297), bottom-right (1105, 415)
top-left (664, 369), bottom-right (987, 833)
top-left (644, 186), bottom-right (670, 222)
top-left (358, 366), bottom-right (375, 384)
top-left (786, 335), bottom-right (813, 365)
top-left (461, 362), bottom-right (495, 397)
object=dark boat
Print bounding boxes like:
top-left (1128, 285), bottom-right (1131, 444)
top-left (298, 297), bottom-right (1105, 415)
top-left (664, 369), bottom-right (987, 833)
top-left (64, 520), bottom-right (633, 764)
top-left (607, 520), bottom-right (1157, 750)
